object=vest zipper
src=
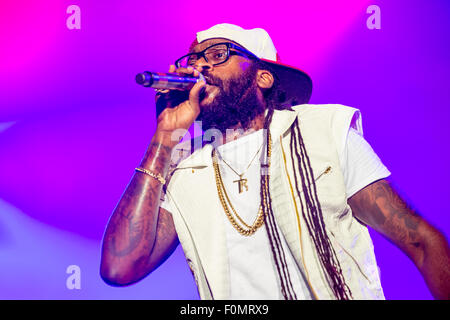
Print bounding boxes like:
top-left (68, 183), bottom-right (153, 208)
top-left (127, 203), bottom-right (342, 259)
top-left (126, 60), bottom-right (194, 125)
top-left (315, 166), bottom-right (332, 181)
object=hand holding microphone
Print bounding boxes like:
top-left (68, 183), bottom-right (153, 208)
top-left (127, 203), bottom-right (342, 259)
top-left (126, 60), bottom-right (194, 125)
top-left (140, 65), bottom-right (206, 149)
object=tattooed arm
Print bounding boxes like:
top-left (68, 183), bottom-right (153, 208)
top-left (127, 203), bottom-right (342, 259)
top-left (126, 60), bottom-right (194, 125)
top-left (100, 135), bottom-right (179, 286)
top-left (348, 179), bottom-right (450, 299)
top-left (100, 65), bottom-right (205, 286)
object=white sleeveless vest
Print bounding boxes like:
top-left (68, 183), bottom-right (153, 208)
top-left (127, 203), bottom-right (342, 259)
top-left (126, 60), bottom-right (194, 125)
top-left (164, 104), bottom-right (385, 300)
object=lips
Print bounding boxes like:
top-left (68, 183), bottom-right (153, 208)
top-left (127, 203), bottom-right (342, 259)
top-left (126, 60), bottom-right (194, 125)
top-left (199, 82), bottom-right (220, 104)
top-left (204, 79), bottom-right (216, 86)
top-left (203, 75), bottom-right (219, 87)
top-left (199, 74), bottom-right (222, 104)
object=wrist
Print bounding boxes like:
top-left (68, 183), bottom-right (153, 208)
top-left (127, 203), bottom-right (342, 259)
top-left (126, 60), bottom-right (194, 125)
top-left (153, 128), bottom-right (181, 149)
top-left (139, 134), bottom-right (174, 173)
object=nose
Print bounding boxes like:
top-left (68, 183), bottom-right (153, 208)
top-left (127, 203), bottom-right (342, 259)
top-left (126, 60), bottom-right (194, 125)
top-left (193, 56), bottom-right (212, 73)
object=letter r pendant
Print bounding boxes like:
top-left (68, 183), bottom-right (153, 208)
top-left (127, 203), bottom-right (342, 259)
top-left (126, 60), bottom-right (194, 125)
top-left (233, 175), bottom-right (249, 193)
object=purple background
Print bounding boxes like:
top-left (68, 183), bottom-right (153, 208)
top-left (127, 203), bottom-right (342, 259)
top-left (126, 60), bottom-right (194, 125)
top-left (0, 0), bottom-right (449, 299)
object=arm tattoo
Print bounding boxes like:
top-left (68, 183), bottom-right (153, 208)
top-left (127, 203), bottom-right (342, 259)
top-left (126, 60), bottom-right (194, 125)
top-left (104, 140), bottom-right (174, 259)
top-left (108, 211), bottom-right (147, 257)
top-left (349, 179), bottom-right (423, 256)
top-left (349, 179), bottom-right (450, 299)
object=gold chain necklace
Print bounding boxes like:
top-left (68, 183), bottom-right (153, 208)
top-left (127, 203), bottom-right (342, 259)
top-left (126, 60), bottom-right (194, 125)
top-left (212, 133), bottom-right (272, 236)
top-left (217, 142), bottom-right (264, 194)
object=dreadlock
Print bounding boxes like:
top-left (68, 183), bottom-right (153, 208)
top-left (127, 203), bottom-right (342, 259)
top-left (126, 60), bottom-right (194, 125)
top-left (255, 60), bottom-right (352, 300)
top-left (260, 106), bottom-right (297, 300)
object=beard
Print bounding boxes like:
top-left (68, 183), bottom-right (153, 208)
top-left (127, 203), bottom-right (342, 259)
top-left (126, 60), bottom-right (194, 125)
top-left (196, 64), bottom-right (266, 133)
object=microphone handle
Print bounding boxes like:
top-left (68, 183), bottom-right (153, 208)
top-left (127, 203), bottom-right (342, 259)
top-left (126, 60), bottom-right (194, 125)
top-left (135, 71), bottom-right (204, 90)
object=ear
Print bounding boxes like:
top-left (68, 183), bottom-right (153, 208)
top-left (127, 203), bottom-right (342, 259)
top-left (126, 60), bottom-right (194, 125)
top-left (256, 69), bottom-right (274, 90)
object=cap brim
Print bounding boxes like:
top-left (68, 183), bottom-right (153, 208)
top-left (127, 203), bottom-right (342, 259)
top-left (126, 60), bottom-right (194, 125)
top-left (260, 59), bottom-right (313, 105)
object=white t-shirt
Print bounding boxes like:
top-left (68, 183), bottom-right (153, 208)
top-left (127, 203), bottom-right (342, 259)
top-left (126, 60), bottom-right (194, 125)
top-left (160, 127), bottom-right (390, 300)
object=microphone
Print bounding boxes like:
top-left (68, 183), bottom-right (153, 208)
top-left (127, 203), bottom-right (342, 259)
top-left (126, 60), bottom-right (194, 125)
top-left (135, 71), bottom-right (205, 90)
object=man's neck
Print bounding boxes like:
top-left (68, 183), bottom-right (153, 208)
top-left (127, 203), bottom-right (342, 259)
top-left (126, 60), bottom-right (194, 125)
top-left (218, 111), bottom-right (266, 146)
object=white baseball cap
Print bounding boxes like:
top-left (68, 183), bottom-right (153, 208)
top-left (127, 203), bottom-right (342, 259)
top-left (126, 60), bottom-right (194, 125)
top-left (195, 23), bottom-right (312, 105)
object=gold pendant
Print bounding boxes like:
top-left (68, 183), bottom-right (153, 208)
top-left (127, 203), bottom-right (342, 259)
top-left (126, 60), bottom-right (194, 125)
top-left (233, 175), bottom-right (249, 193)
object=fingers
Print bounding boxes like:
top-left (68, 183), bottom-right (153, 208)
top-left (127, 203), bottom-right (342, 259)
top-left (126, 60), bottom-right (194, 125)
top-left (185, 80), bottom-right (206, 116)
top-left (155, 65), bottom-right (197, 95)
top-left (155, 65), bottom-right (203, 107)
top-left (156, 65), bottom-right (201, 95)
top-left (155, 88), bottom-right (170, 94)
top-left (192, 68), bottom-right (200, 78)
top-left (169, 64), bottom-right (200, 78)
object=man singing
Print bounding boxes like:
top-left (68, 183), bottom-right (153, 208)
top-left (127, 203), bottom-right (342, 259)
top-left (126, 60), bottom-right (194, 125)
top-left (100, 23), bottom-right (450, 299)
